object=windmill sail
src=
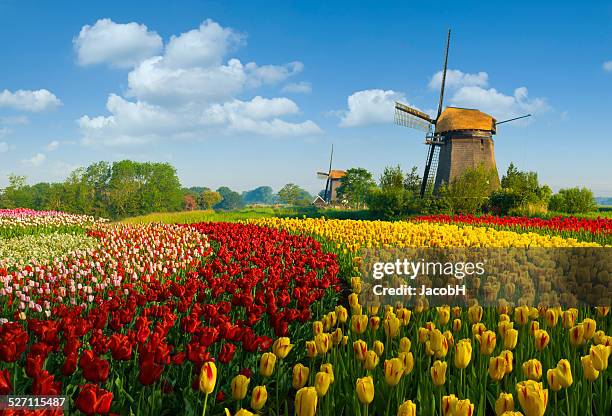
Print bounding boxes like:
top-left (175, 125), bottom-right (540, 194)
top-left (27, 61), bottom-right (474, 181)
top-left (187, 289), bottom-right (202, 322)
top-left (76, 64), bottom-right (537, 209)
top-left (394, 102), bottom-right (432, 132)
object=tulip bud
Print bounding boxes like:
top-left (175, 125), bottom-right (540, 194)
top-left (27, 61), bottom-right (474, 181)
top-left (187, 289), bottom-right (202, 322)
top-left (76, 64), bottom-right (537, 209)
top-left (259, 352), bottom-right (276, 377)
top-left (430, 360), bottom-right (447, 386)
top-left (342, 336), bottom-right (348, 346)
top-left (503, 328), bottom-right (518, 350)
top-left (522, 359), bottom-right (542, 381)
top-left (305, 341), bottom-right (317, 358)
top-left (399, 337), bottom-right (411, 353)
top-left (331, 328), bottom-right (343, 346)
top-left (418, 327), bottom-right (430, 343)
top-left (320, 363), bottom-right (334, 383)
top-left (364, 350), bottom-right (380, 370)
top-left (582, 318), bottom-right (596, 340)
top-left (562, 309), bottom-right (577, 329)
top-left (369, 316), bottom-right (381, 332)
top-left (534, 329), bottom-right (549, 351)
top-left (397, 308), bottom-right (412, 325)
top-left (545, 309), bottom-right (558, 327)
top-left (384, 315), bottom-right (401, 338)
top-left (437, 306), bottom-right (451, 326)
top-left (384, 358), bottom-right (404, 386)
top-left (455, 399), bottom-right (474, 416)
top-left (295, 387), bottom-right (318, 416)
top-left (554, 359), bottom-right (572, 388)
top-left (471, 323), bottom-right (486, 337)
top-left (454, 339), bottom-right (472, 369)
top-left (429, 329), bottom-right (444, 352)
top-left (272, 337), bottom-right (293, 359)
top-left (397, 399), bottom-right (416, 416)
top-left (589, 344), bottom-right (612, 370)
top-left (348, 293), bottom-right (360, 308)
top-left (313, 321), bottom-right (323, 336)
top-left (477, 330), bottom-right (497, 355)
top-left (452, 318), bottom-right (462, 332)
top-left (199, 361), bottom-right (217, 394)
top-left (489, 356), bottom-right (506, 381)
top-left (335, 306), bottom-right (348, 323)
top-left (580, 355), bottom-right (599, 382)
top-left (468, 305), bottom-right (483, 323)
top-left (373, 340), bottom-right (384, 357)
top-left (353, 340), bottom-right (368, 361)
top-left (495, 392), bottom-right (514, 416)
top-left (351, 314), bottom-right (368, 334)
top-left (230, 374), bottom-right (250, 400)
top-left (516, 380), bottom-right (548, 416)
top-left (292, 364), bottom-right (309, 390)
top-left (314, 372), bottom-right (331, 397)
top-left (355, 376), bottom-right (374, 404)
top-left (595, 306), bottom-right (610, 317)
top-left (442, 394), bottom-right (458, 416)
top-left (327, 311), bottom-right (338, 328)
top-left (529, 320), bottom-right (540, 336)
top-left (546, 368), bottom-right (562, 391)
top-left (398, 352), bottom-right (414, 375)
top-left (315, 333), bottom-right (330, 355)
top-left (250, 386), bottom-right (267, 410)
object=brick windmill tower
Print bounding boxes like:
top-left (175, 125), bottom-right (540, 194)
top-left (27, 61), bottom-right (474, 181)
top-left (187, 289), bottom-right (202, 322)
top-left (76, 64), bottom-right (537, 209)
top-left (394, 30), bottom-right (530, 196)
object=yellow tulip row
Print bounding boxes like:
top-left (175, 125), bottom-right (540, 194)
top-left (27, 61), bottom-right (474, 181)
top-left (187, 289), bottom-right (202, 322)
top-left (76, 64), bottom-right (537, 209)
top-left (248, 218), bottom-right (600, 249)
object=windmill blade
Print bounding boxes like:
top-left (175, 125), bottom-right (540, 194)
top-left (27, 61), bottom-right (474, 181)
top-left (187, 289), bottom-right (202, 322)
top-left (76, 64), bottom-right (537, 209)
top-left (496, 114), bottom-right (531, 125)
top-left (394, 102), bottom-right (432, 132)
top-left (327, 144), bottom-right (334, 176)
top-left (436, 29), bottom-right (451, 121)
top-left (317, 171), bottom-right (330, 178)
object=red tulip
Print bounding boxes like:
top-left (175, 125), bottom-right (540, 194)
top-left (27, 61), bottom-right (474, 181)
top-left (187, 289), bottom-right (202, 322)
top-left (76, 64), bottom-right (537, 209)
top-left (75, 384), bottom-right (113, 415)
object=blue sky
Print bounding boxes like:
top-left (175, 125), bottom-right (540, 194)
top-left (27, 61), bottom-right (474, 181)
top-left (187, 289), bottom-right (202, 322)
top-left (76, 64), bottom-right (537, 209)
top-left (1, 0), bottom-right (611, 195)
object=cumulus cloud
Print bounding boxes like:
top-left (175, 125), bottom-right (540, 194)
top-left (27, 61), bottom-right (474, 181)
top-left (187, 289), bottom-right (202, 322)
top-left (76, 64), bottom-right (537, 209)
top-left (604, 61), bottom-right (612, 72)
top-left (0, 115), bottom-right (28, 125)
top-left (78, 19), bottom-right (319, 145)
top-left (449, 86), bottom-right (548, 120)
top-left (282, 82), bottom-right (312, 94)
top-left (339, 89), bottom-right (407, 127)
top-left (74, 18), bottom-right (163, 68)
top-left (22, 153), bottom-right (46, 167)
top-left (0, 89), bottom-right (61, 112)
top-left (429, 69), bottom-right (489, 90)
top-left (45, 140), bottom-right (60, 151)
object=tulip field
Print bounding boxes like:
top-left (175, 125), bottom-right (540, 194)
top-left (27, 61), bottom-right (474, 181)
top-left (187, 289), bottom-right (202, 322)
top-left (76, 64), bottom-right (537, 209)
top-left (0, 209), bottom-right (610, 415)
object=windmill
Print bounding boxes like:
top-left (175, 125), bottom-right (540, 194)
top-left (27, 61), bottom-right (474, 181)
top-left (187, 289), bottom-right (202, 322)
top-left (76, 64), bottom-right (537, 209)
top-left (316, 144), bottom-right (346, 204)
top-left (394, 29), bottom-right (531, 196)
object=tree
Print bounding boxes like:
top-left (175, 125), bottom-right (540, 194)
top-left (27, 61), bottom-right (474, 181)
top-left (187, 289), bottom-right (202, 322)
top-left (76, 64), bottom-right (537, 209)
top-left (215, 187), bottom-right (244, 210)
top-left (365, 165), bottom-right (422, 219)
top-left (0, 174), bottom-right (32, 208)
top-left (183, 194), bottom-right (198, 210)
top-left (200, 190), bottom-right (223, 210)
top-left (549, 187), bottom-right (597, 214)
top-left (336, 168), bottom-right (376, 209)
top-left (243, 186), bottom-right (275, 205)
top-left (379, 165), bottom-right (405, 190)
top-left (278, 183), bottom-right (311, 206)
top-left (438, 165), bottom-right (498, 214)
top-left (490, 163), bottom-right (551, 215)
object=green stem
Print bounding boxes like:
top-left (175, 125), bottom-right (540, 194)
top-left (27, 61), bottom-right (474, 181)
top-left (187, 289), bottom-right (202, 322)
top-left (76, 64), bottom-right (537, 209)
top-left (202, 393), bottom-right (209, 416)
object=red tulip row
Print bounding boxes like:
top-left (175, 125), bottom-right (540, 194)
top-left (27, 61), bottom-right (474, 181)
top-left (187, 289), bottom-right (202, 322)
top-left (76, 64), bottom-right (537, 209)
top-left (414, 214), bottom-right (612, 244)
top-left (0, 222), bottom-right (340, 415)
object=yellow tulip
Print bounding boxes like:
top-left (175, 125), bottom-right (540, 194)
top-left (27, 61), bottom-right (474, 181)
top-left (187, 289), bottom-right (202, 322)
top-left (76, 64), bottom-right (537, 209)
top-left (418, 327), bottom-right (430, 343)
top-left (499, 313), bottom-right (510, 322)
top-left (384, 315), bottom-right (401, 338)
top-left (569, 324), bottom-right (585, 346)
top-left (437, 306), bottom-right (451, 326)
top-left (514, 306), bottom-right (530, 325)
top-left (314, 333), bottom-right (330, 355)
top-left (250, 386), bottom-right (267, 411)
top-left (331, 327), bottom-right (343, 346)
top-left (495, 392), bottom-right (514, 416)
top-left (353, 340), bottom-right (368, 361)
top-left (314, 371), bottom-right (332, 397)
top-left (373, 340), bottom-right (384, 357)
top-left (595, 306), bottom-right (610, 317)
top-left (356, 376), bottom-right (375, 405)
top-left (367, 304), bottom-right (380, 315)
top-left (516, 380), bottom-right (548, 416)
top-left (582, 318), bottom-right (596, 340)
top-left (455, 399), bottom-right (474, 416)
top-left (199, 361), bottom-right (217, 394)
top-left (351, 314), bottom-right (368, 334)
top-left (335, 305), bottom-right (348, 323)
top-left (521, 359), bottom-right (542, 381)
top-left (398, 351), bottom-right (414, 375)
top-left (370, 316), bottom-right (381, 332)
top-left (589, 344), bottom-right (611, 371)
top-left (312, 321), bottom-right (323, 336)
top-left (259, 352), bottom-right (276, 377)
top-left (348, 293), bottom-right (359, 308)
top-left (292, 363), bottom-right (310, 390)
top-left (326, 311), bottom-right (338, 328)
top-left (472, 323), bottom-right (486, 337)
top-left (562, 309), bottom-right (577, 329)
top-left (452, 306), bottom-right (462, 318)
top-left (230, 374), bottom-right (250, 400)
top-left (397, 308), bottom-right (412, 325)
top-left (442, 394), bottom-right (458, 416)
top-left (272, 337), bottom-right (293, 359)
top-left (593, 330), bottom-right (606, 345)
top-left (580, 355), bottom-right (599, 382)
top-left (306, 341), bottom-right (317, 358)
top-left (453, 318), bottom-right (462, 332)
top-left (528, 320), bottom-right (540, 336)
top-left (231, 410), bottom-right (255, 416)
top-left (477, 330), bottom-right (497, 355)
top-left (489, 356), bottom-right (507, 381)
top-left (430, 360), bottom-right (447, 386)
top-left (504, 328), bottom-right (518, 350)
top-left (399, 336), bottom-right (411, 353)
top-left (454, 339), bottom-right (472, 369)
top-left (384, 357), bottom-right (404, 386)
top-left (429, 329), bottom-right (444, 352)
top-left (342, 336), bottom-right (349, 346)
top-left (501, 350), bottom-right (513, 374)
top-left (545, 309), bottom-right (558, 327)
top-left (364, 350), bottom-right (380, 370)
top-left (295, 387), bottom-right (318, 416)
top-left (555, 359), bottom-right (572, 388)
top-left (443, 330), bottom-right (454, 347)
top-left (320, 363), bottom-right (334, 383)
top-left (546, 369), bottom-right (562, 392)
top-left (534, 329), bottom-right (549, 351)
top-left (397, 399), bottom-right (416, 416)
top-left (468, 305), bottom-right (483, 323)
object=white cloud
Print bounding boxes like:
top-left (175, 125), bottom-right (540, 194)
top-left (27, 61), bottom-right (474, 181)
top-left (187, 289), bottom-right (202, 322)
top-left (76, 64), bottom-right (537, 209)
top-left (45, 140), bottom-right (60, 151)
top-left (0, 142), bottom-right (8, 153)
top-left (22, 153), bottom-right (46, 167)
top-left (339, 89), bottom-right (407, 127)
top-left (282, 82), bottom-right (312, 94)
top-left (0, 115), bottom-right (28, 125)
top-left (0, 127), bottom-right (9, 138)
top-left (449, 86), bottom-right (548, 120)
top-left (0, 89), bottom-right (61, 112)
top-left (79, 19), bottom-right (319, 145)
top-left (74, 18), bottom-right (163, 68)
top-left (429, 69), bottom-right (489, 90)
top-left (604, 61), bottom-right (612, 72)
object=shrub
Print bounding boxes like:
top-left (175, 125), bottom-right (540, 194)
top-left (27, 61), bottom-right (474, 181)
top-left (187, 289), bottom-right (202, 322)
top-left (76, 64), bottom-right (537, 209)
top-left (549, 187), bottom-right (597, 214)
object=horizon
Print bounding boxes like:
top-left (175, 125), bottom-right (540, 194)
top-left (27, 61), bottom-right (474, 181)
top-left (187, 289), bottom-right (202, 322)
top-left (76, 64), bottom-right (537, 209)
top-left (1, 1), bottom-right (611, 196)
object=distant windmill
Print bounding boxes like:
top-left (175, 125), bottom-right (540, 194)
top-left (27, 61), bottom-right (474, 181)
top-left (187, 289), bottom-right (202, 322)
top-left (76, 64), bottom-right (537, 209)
top-left (394, 29), bottom-right (531, 196)
top-left (316, 144), bottom-right (346, 204)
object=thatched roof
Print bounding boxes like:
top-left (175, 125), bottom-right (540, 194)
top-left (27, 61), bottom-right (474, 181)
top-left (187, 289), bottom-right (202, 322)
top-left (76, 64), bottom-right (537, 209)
top-left (435, 107), bottom-right (496, 134)
top-left (328, 170), bottom-right (346, 179)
